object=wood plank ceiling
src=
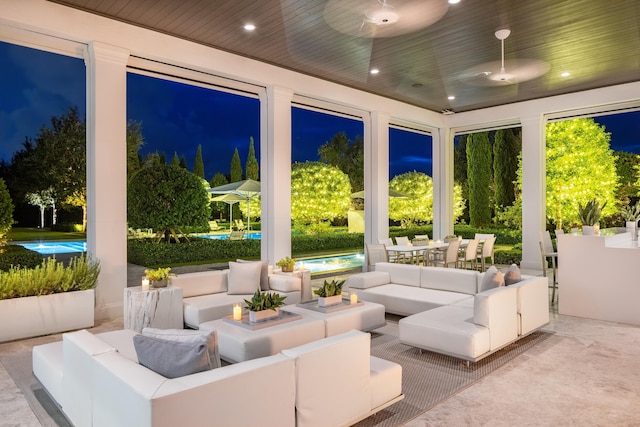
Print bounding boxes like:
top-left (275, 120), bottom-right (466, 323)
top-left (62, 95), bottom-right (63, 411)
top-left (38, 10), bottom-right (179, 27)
top-left (49, 0), bottom-right (640, 113)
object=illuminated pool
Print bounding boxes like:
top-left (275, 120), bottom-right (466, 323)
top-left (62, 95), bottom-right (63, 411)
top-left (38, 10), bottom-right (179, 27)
top-left (201, 232), bottom-right (262, 240)
top-left (19, 241), bottom-right (87, 255)
top-left (295, 253), bottom-right (364, 274)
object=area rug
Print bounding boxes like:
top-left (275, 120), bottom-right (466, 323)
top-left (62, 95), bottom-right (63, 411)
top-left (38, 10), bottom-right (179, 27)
top-left (354, 319), bottom-right (554, 427)
top-left (1, 321), bottom-right (552, 427)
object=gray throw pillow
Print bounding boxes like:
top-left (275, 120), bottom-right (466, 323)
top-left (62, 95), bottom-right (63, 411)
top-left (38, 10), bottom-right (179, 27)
top-left (504, 264), bottom-right (522, 286)
top-left (133, 334), bottom-right (212, 379)
top-left (237, 259), bottom-right (269, 291)
top-left (142, 328), bottom-right (221, 369)
top-left (479, 266), bottom-right (505, 292)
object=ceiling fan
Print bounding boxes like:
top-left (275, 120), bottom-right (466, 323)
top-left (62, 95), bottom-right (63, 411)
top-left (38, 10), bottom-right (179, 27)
top-left (323, 0), bottom-right (450, 38)
top-left (459, 28), bottom-right (550, 87)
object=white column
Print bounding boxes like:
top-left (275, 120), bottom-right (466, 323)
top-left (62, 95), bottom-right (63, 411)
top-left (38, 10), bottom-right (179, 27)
top-left (85, 41), bottom-right (129, 320)
top-left (366, 112), bottom-right (390, 245)
top-left (432, 127), bottom-right (453, 239)
top-left (261, 86), bottom-right (293, 264)
top-left (520, 115), bottom-right (546, 270)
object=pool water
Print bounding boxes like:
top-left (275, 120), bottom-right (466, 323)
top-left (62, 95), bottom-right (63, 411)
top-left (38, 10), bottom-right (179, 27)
top-left (296, 253), bottom-right (364, 274)
top-left (19, 241), bottom-right (87, 255)
top-left (201, 232), bottom-right (262, 240)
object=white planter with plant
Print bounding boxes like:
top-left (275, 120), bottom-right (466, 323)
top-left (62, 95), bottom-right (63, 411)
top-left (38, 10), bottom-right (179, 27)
top-left (0, 256), bottom-right (100, 342)
top-left (578, 199), bottom-right (606, 235)
top-left (276, 256), bottom-right (295, 273)
top-left (144, 267), bottom-right (174, 288)
top-left (621, 202), bottom-right (640, 240)
top-left (314, 279), bottom-right (345, 307)
top-left (244, 289), bottom-right (287, 322)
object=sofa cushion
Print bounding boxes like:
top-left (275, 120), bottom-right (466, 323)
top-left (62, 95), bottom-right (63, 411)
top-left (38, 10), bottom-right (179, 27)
top-left (268, 275), bottom-right (300, 293)
top-left (420, 266), bottom-right (478, 294)
top-left (374, 262), bottom-right (421, 287)
top-left (358, 284), bottom-right (469, 316)
top-left (478, 266), bottom-right (504, 292)
top-left (171, 270), bottom-right (228, 298)
top-left (237, 259), bottom-right (269, 291)
top-left (473, 286), bottom-right (518, 350)
top-left (227, 261), bottom-right (262, 295)
top-left (142, 328), bottom-right (221, 369)
top-left (346, 271), bottom-right (391, 290)
top-left (504, 264), bottom-right (522, 286)
top-left (133, 334), bottom-right (213, 379)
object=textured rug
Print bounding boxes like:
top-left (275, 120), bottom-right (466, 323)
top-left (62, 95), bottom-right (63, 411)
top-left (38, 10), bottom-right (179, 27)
top-left (355, 319), bottom-right (554, 427)
top-left (1, 320), bottom-right (552, 427)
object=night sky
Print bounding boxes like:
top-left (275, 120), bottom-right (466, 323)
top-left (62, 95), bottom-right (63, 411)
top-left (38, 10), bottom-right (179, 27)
top-left (1, 41), bottom-right (637, 183)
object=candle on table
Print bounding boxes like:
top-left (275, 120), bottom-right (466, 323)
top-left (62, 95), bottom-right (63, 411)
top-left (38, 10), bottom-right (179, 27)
top-left (268, 265), bottom-right (274, 275)
top-left (141, 278), bottom-right (150, 291)
top-left (233, 304), bottom-right (242, 321)
top-left (350, 293), bottom-right (358, 304)
top-left (299, 262), bottom-right (305, 271)
top-left (436, 239), bottom-right (442, 244)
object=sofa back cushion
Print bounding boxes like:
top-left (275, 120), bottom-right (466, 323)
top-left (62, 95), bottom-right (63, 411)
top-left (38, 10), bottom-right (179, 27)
top-left (346, 271), bottom-right (391, 290)
top-left (227, 261), bottom-right (262, 295)
top-left (142, 328), bottom-right (221, 369)
top-left (375, 262), bottom-right (421, 287)
top-left (419, 267), bottom-right (478, 294)
top-left (237, 259), bottom-right (270, 291)
top-left (172, 270), bottom-right (228, 298)
top-left (473, 286), bottom-right (518, 350)
top-left (133, 334), bottom-right (213, 379)
top-left (282, 330), bottom-right (372, 427)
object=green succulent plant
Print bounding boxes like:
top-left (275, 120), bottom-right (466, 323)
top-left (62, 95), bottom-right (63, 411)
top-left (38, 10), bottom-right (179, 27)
top-left (144, 267), bottom-right (174, 282)
top-left (243, 289), bottom-right (287, 312)
top-left (314, 279), bottom-right (345, 298)
top-left (578, 199), bottom-right (606, 226)
top-left (620, 202), bottom-right (640, 222)
top-left (276, 256), bottom-right (295, 271)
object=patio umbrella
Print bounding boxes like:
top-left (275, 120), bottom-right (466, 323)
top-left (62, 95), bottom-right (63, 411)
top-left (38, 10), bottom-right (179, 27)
top-left (211, 193), bottom-right (245, 231)
top-left (208, 179), bottom-right (261, 231)
top-left (350, 189), bottom-right (410, 198)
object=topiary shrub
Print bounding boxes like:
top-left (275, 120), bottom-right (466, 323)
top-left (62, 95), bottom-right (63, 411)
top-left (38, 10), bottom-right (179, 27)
top-left (0, 245), bottom-right (43, 271)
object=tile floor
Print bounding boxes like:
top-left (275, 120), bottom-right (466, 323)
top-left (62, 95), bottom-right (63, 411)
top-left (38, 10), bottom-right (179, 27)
top-left (1, 266), bottom-right (639, 426)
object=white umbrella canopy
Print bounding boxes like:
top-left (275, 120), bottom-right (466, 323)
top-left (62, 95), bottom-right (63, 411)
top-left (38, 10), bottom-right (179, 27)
top-left (211, 193), bottom-right (245, 231)
top-left (208, 179), bottom-right (261, 230)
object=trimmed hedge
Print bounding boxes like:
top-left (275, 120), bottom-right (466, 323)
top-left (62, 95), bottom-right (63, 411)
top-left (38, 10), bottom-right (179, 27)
top-left (292, 233), bottom-right (363, 254)
top-left (493, 249), bottom-right (522, 266)
top-left (389, 225), bottom-right (521, 245)
top-left (0, 245), bottom-right (44, 271)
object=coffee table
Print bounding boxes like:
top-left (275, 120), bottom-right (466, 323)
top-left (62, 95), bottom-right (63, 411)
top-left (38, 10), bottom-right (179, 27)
top-left (199, 310), bottom-right (325, 363)
top-left (284, 300), bottom-right (386, 337)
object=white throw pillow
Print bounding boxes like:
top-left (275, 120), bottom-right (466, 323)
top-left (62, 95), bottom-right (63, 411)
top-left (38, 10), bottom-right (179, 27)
top-left (237, 259), bottom-right (269, 291)
top-left (479, 266), bottom-right (505, 292)
top-left (142, 328), bottom-right (221, 369)
top-left (227, 261), bottom-right (262, 295)
top-left (504, 264), bottom-right (522, 286)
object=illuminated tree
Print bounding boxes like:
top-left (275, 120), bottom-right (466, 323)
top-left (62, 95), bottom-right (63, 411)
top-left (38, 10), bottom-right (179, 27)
top-left (318, 132), bottom-right (364, 192)
top-left (0, 178), bottom-right (13, 246)
top-left (466, 131), bottom-right (492, 227)
top-left (245, 137), bottom-right (259, 181)
top-left (545, 118), bottom-right (618, 229)
top-left (388, 171), bottom-right (465, 226)
top-left (230, 148), bottom-right (243, 182)
top-left (493, 128), bottom-right (520, 209)
top-left (291, 161), bottom-right (351, 225)
top-left (26, 188), bottom-right (55, 228)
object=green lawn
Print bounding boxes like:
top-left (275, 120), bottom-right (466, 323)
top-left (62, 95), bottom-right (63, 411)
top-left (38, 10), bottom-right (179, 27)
top-left (8, 227), bottom-right (86, 242)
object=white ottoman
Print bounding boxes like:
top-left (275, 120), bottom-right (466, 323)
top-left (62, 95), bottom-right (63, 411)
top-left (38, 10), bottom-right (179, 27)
top-left (199, 314), bottom-right (325, 363)
top-left (285, 301), bottom-right (386, 337)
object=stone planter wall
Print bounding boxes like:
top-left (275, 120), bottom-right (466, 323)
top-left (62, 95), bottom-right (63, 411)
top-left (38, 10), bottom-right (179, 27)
top-left (0, 289), bottom-right (95, 342)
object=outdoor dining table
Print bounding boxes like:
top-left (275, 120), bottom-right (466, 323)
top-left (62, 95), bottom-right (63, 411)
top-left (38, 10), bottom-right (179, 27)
top-left (386, 239), bottom-right (471, 265)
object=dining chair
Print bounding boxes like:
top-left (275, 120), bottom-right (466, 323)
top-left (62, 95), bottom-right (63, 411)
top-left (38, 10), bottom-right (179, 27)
top-left (365, 243), bottom-right (389, 272)
top-left (411, 239), bottom-right (430, 265)
top-left (539, 231), bottom-right (558, 303)
top-left (474, 233), bottom-right (495, 240)
top-left (476, 236), bottom-right (496, 272)
top-left (432, 239), bottom-right (461, 268)
top-left (414, 234), bottom-right (429, 240)
top-left (457, 239), bottom-right (479, 270)
top-left (394, 236), bottom-right (410, 245)
top-left (378, 238), bottom-right (406, 263)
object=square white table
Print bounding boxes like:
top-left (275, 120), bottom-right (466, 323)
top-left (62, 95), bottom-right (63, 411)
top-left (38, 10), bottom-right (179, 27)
top-left (199, 311), bottom-right (325, 363)
top-left (284, 300), bottom-right (386, 337)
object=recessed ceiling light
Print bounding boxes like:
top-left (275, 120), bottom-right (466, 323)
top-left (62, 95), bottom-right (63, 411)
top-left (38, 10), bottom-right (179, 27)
top-left (448, 95), bottom-right (455, 100)
top-left (244, 24), bottom-right (256, 31)
top-left (448, 0), bottom-right (461, 4)
top-left (370, 68), bottom-right (380, 75)
top-left (561, 71), bottom-right (571, 77)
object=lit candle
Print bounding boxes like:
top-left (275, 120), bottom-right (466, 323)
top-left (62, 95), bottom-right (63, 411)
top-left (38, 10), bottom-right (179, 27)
top-left (350, 293), bottom-right (358, 304)
top-left (299, 262), bottom-right (305, 271)
top-left (458, 236), bottom-right (462, 241)
top-left (429, 240), bottom-right (434, 245)
top-left (233, 304), bottom-right (242, 321)
top-left (268, 265), bottom-right (274, 275)
top-left (436, 239), bottom-right (442, 244)
top-left (141, 278), bottom-right (150, 291)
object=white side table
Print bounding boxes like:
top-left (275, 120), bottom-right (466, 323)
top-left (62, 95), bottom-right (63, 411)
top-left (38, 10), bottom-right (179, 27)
top-left (124, 286), bottom-right (183, 333)
top-left (275, 268), bottom-right (312, 301)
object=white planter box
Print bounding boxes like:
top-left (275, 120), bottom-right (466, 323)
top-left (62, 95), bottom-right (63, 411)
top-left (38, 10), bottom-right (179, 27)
top-left (318, 295), bottom-right (343, 307)
top-left (249, 308), bottom-right (279, 323)
top-left (0, 289), bottom-right (95, 343)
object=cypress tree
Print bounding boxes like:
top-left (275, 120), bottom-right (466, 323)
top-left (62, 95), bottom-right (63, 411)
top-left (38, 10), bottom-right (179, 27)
top-left (170, 152), bottom-right (180, 167)
top-left (230, 148), bottom-right (243, 182)
top-left (193, 144), bottom-right (205, 179)
top-left (179, 156), bottom-right (187, 169)
top-left (466, 132), bottom-right (492, 227)
top-left (245, 137), bottom-right (259, 180)
top-left (493, 128), bottom-right (520, 209)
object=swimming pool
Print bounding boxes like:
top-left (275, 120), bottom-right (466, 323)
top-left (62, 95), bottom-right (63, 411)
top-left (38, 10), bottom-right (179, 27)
top-left (295, 253), bottom-right (364, 274)
top-left (201, 232), bottom-right (262, 240)
top-left (18, 241), bottom-right (87, 255)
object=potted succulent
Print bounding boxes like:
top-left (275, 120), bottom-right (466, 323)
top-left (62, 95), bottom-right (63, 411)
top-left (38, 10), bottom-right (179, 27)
top-left (578, 199), bottom-right (606, 235)
top-left (276, 256), bottom-right (296, 273)
top-left (621, 202), bottom-right (640, 240)
top-left (244, 289), bottom-right (287, 322)
top-left (314, 279), bottom-right (345, 307)
top-left (144, 267), bottom-right (174, 288)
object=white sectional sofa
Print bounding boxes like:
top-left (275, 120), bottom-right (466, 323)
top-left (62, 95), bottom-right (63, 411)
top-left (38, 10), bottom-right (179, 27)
top-left (171, 263), bottom-right (302, 329)
top-left (346, 262), bottom-right (549, 362)
top-left (33, 328), bottom-right (402, 427)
